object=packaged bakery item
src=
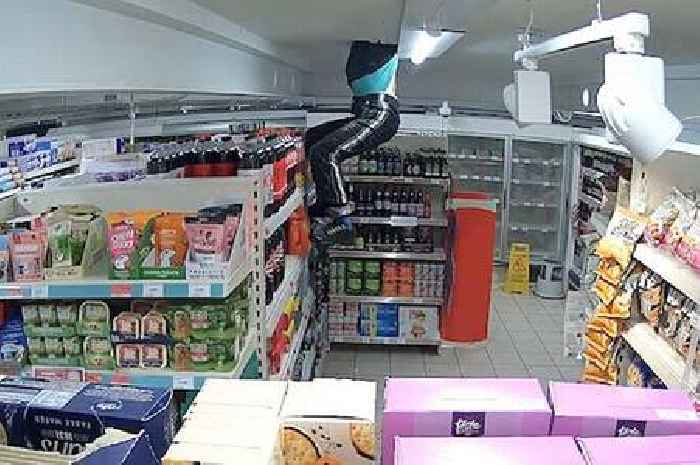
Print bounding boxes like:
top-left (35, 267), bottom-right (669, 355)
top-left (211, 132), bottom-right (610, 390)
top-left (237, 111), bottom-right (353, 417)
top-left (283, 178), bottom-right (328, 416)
top-left (189, 341), bottom-right (210, 370)
top-left (9, 231), bottom-right (44, 281)
top-left (38, 303), bottom-right (57, 326)
top-left (78, 300), bottom-right (110, 336)
top-left (142, 310), bottom-right (167, 338)
top-left (644, 190), bottom-right (683, 247)
top-left (141, 344), bottom-right (168, 368)
top-left (113, 311), bottom-right (140, 339)
top-left (168, 305), bottom-right (192, 340)
top-left (172, 342), bottom-right (192, 371)
top-left (55, 303), bottom-right (77, 327)
top-left (116, 343), bottom-right (141, 368)
top-left (84, 336), bottom-right (114, 369)
top-left (595, 258), bottom-right (624, 285)
top-left (154, 213), bottom-right (187, 268)
top-left (21, 304), bottom-right (40, 326)
top-left (63, 336), bottom-right (81, 357)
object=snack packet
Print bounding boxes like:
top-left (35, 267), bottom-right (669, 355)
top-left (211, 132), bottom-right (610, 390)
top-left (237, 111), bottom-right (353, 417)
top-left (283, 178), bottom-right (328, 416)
top-left (585, 327), bottom-right (612, 353)
top-left (594, 278), bottom-right (618, 306)
top-left (644, 190), bottom-right (683, 247)
top-left (583, 360), bottom-right (617, 385)
top-left (587, 316), bottom-right (619, 338)
top-left (583, 345), bottom-right (611, 371)
top-left (595, 258), bottom-right (625, 285)
top-left (678, 215), bottom-right (700, 270)
top-left (663, 193), bottom-right (696, 253)
top-left (107, 210), bottom-right (160, 278)
top-left (597, 208), bottom-right (647, 269)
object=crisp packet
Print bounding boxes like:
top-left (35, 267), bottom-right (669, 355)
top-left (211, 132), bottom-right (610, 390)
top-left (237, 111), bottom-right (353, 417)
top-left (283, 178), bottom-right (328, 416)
top-left (594, 278), bottom-right (618, 306)
top-left (595, 258), bottom-right (624, 285)
top-left (644, 189), bottom-right (683, 246)
top-left (587, 316), bottom-right (619, 338)
top-left (597, 208), bottom-right (647, 269)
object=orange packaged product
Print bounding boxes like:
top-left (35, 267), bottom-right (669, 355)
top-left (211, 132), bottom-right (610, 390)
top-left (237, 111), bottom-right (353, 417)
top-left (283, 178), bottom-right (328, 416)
top-left (398, 281), bottom-right (414, 297)
top-left (155, 213), bottom-right (187, 268)
top-left (594, 278), bottom-right (618, 306)
top-left (587, 316), bottom-right (620, 338)
top-left (583, 345), bottom-right (610, 371)
top-left (383, 261), bottom-right (399, 280)
top-left (595, 258), bottom-right (624, 286)
top-left (107, 210), bottom-right (161, 279)
top-left (584, 328), bottom-right (612, 353)
top-left (398, 263), bottom-right (415, 281)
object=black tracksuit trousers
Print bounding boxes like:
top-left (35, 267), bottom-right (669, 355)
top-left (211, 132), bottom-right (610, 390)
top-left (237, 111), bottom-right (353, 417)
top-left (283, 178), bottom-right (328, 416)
top-left (306, 93), bottom-right (400, 214)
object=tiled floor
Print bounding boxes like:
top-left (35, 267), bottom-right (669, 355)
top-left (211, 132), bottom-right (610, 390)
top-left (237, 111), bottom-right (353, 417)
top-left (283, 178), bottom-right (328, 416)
top-left (322, 286), bottom-right (584, 421)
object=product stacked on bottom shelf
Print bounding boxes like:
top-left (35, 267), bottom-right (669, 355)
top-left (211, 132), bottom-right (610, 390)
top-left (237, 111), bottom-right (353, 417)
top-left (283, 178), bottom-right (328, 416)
top-left (321, 144), bottom-right (448, 347)
top-left (577, 189), bottom-right (700, 397)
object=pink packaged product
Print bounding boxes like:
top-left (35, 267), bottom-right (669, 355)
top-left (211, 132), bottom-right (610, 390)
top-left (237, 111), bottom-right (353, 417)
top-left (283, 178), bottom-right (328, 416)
top-left (185, 221), bottom-right (225, 265)
top-left (549, 382), bottom-right (700, 437)
top-left (395, 437), bottom-right (585, 465)
top-left (382, 378), bottom-right (552, 465)
top-left (577, 435), bottom-right (700, 465)
top-left (9, 231), bottom-right (44, 281)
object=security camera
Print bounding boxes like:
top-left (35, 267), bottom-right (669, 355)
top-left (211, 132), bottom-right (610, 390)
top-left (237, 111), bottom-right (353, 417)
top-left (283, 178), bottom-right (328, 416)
top-left (598, 53), bottom-right (682, 164)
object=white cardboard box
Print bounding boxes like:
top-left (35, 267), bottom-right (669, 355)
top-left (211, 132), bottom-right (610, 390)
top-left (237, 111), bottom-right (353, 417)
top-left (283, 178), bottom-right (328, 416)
top-left (280, 379), bottom-right (377, 465)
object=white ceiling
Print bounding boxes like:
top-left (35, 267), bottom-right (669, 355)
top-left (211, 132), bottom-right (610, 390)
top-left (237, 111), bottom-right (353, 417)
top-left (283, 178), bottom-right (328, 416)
top-left (192, 0), bottom-right (700, 105)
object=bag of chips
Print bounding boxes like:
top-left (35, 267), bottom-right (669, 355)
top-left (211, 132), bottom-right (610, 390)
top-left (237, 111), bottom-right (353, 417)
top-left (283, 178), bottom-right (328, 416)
top-left (597, 208), bottom-right (647, 269)
top-left (587, 316), bottom-right (620, 338)
top-left (594, 278), bottom-right (618, 306)
top-left (595, 258), bottom-right (625, 285)
top-left (644, 189), bottom-right (683, 247)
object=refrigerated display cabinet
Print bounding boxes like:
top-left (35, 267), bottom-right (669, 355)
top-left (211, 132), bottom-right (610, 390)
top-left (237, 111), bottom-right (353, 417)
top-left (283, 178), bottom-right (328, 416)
top-left (448, 135), bottom-right (571, 264)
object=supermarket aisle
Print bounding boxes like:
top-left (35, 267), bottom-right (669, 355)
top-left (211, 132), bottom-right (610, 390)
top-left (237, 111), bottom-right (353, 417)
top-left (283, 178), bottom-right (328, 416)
top-left (322, 288), bottom-right (584, 417)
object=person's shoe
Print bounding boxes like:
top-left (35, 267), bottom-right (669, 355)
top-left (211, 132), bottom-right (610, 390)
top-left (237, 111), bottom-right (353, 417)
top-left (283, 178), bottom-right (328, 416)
top-left (312, 215), bottom-right (353, 246)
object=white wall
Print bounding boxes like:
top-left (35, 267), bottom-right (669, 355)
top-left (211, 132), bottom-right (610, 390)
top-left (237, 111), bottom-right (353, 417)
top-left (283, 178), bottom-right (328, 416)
top-left (0, 0), bottom-right (303, 96)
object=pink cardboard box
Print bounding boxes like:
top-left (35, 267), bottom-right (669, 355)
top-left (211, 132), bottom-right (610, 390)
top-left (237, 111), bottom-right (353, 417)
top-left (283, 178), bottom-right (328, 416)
top-left (549, 382), bottom-right (700, 437)
top-left (395, 437), bottom-right (585, 465)
top-left (577, 435), bottom-right (700, 465)
top-left (382, 378), bottom-right (551, 465)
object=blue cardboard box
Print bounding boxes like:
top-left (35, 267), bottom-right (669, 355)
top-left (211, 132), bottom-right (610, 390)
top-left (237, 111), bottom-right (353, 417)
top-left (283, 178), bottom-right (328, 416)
top-left (0, 379), bottom-right (173, 458)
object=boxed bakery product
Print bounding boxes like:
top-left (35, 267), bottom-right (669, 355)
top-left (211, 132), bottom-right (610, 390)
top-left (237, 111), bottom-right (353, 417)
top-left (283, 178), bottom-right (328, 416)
top-left (577, 435), bottom-right (700, 465)
top-left (0, 429), bottom-right (160, 465)
top-left (383, 378), bottom-right (551, 465)
top-left (165, 410), bottom-right (279, 465)
top-left (549, 382), bottom-right (700, 437)
top-left (280, 379), bottom-right (376, 465)
top-left (190, 379), bottom-right (287, 414)
top-left (395, 437), bottom-right (585, 465)
top-left (0, 379), bottom-right (173, 458)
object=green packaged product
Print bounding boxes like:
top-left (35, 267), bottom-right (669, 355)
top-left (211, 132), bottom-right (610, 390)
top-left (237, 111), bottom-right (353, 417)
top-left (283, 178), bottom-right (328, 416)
top-left (22, 305), bottom-right (40, 326)
top-left (44, 337), bottom-right (63, 357)
top-left (83, 337), bottom-right (114, 370)
top-left (365, 261), bottom-right (381, 278)
top-left (364, 278), bottom-right (381, 296)
top-left (56, 304), bottom-right (78, 326)
top-left (346, 276), bottom-right (363, 295)
top-left (39, 304), bottom-right (57, 326)
top-left (347, 260), bottom-right (364, 276)
top-left (27, 337), bottom-right (45, 357)
top-left (63, 337), bottom-right (82, 357)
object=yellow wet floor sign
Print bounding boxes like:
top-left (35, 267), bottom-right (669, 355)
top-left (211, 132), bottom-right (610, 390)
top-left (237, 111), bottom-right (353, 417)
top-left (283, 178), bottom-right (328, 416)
top-left (504, 243), bottom-right (530, 294)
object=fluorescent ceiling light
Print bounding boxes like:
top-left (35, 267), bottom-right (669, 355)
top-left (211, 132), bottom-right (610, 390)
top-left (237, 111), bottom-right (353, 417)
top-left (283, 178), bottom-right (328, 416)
top-left (398, 29), bottom-right (464, 64)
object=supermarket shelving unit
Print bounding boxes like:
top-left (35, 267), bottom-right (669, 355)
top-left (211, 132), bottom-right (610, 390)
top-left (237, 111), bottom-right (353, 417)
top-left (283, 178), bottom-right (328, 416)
top-left (622, 244), bottom-right (700, 398)
top-left (2, 173), bottom-right (311, 387)
top-left (329, 144), bottom-right (450, 347)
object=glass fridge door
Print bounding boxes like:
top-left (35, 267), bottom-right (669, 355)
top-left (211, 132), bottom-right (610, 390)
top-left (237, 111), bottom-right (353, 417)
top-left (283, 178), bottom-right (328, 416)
top-left (447, 135), bottom-right (506, 259)
top-left (507, 139), bottom-right (567, 262)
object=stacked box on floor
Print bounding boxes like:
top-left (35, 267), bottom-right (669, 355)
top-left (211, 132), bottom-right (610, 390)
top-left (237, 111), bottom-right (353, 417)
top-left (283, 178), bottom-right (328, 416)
top-left (382, 378), bottom-right (552, 465)
top-left (395, 437), bottom-right (586, 465)
top-left (577, 435), bottom-right (700, 465)
top-left (0, 378), bottom-right (172, 457)
top-left (281, 379), bottom-right (376, 465)
top-left (549, 382), bottom-right (700, 437)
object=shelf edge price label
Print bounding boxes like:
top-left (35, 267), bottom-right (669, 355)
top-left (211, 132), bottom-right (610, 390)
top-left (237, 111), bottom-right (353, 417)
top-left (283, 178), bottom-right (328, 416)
top-left (31, 284), bottom-right (49, 299)
top-left (111, 284), bottom-right (132, 298)
top-left (189, 284), bottom-right (211, 298)
top-left (390, 216), bottom-right (418, 227)
top-left (173, 374), bottom-right (195, 390)
top-left (143, 283), bottom-right (164, 298)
